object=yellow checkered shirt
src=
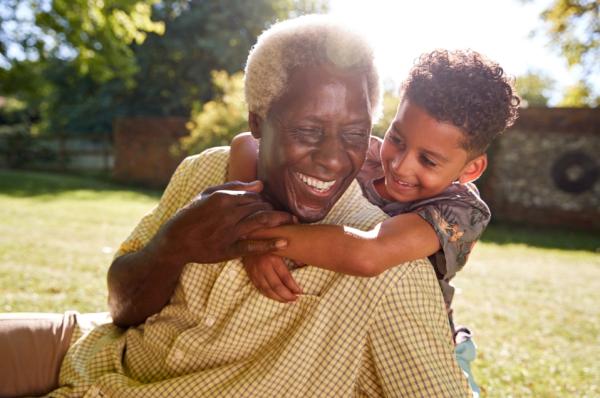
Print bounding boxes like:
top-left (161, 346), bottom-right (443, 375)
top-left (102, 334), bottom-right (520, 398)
top-left (51, 146), bottom-right (470, 397)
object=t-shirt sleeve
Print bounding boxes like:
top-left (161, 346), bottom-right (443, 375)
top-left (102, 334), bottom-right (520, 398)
top-left (414, 187), bottom-right (491, 282)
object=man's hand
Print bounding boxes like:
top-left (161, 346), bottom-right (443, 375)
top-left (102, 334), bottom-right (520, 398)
top-left (108, 180), bottom-right (295, 327)
top-left (149, 180), bottom-right (294, 266)
top-left (243, 254), bottom-right (303, 302)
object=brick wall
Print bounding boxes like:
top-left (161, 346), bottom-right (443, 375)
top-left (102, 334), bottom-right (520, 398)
top-left (113, 117), bottom-right (188, 188)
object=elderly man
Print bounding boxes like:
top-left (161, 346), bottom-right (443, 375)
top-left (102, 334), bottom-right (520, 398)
top-left (1, 15), bottom-right (470, 397)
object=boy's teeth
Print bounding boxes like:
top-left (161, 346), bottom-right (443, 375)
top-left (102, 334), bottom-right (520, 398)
top-left (296, 172), bottom-right (335, 191)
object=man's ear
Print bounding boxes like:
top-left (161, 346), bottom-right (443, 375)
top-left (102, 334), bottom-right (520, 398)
top-left (249, 112), bottom-right (263, 139)
top-left (458, 153), bottom-right (487, 184)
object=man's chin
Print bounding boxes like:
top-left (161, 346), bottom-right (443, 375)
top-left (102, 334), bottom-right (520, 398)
top-left (291, 202), bottom-right (333, 223)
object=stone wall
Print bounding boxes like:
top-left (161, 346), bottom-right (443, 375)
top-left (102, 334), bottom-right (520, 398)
top-left (480, 107), bottom-right (600, 231)
top-left (113, 117), bottom-right (188, 188)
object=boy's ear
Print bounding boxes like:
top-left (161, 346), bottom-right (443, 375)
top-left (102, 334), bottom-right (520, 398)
top-left (249, 112), bottom-right (263, 139)
top-left (458, 153), bottom-right (487, 184)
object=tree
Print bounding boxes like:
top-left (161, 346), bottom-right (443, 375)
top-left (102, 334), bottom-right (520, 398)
top-left (0, 0), bottom-right (165, 84)
top-left (122, 0), bottom-right (326, 118)
top-left (559, 80), bottom-right (600, 107)
top-left (535, 0), bottom-right (598, 106)
top-left (180, 70), bottom-right (248, 155)
top-left (539, 0), bottom-right (598, 74)
top-left (0, 0), bottom-right (327, 136)
top-left (515, 70), bottom-right (556, 107)
top-left (372, 89), bottom-right (399, 137)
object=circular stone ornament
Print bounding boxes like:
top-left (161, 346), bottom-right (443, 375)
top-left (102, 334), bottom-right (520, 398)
top-left (551, 151), bottom-right (598, 194)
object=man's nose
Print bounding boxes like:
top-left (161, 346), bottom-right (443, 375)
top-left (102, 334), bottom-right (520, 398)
top-left (312, 135), bottom-right (348, 175)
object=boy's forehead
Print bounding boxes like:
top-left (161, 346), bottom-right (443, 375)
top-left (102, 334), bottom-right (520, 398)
top-left (392, 100), bottom-right (471, 161)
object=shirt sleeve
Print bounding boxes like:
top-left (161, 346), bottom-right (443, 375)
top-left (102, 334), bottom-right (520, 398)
top-left (414, 187), bottom-right (491, 282)
top-left (114, 157), bottom-right (196, 258)
top-left (365, 260), bottom-right (471, 397)
top-left (356, 135), bottom-right (384, 188)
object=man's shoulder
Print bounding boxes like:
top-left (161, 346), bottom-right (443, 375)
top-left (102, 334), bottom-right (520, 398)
top-left (174, 146), bottom-right (230, 187)
top-left (321, 180), bottom-right (388, 229)
top-left (182, 146), bottom-right (230, 171)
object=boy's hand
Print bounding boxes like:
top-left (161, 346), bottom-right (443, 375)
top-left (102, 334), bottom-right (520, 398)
top-left (243, 254), bottom-right (303, 302)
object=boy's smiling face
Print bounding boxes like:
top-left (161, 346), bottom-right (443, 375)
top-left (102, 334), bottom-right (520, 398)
top-left (376, 99), bottom-right (486, 203)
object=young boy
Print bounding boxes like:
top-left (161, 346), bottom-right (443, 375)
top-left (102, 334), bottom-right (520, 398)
top-left (229, 49), bottom-right (520, 393)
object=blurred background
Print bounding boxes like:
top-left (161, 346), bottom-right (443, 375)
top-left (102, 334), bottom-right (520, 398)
top-left (0, 0), bottom-right (598, 397)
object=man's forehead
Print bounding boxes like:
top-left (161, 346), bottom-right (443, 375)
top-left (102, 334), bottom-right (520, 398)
top-left (270, 65), bottom-right (372, 120)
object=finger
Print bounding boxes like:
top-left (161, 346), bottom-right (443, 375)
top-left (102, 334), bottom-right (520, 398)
top-left (229, 203), bottom-right (279, 239)
top-left (243, 259), bottom-right (264, 292)
top-left (262, 262), bottom-right (297, 302)
top-left (254, 272), bottom-right (287, 302)
top-left (242, 256), bottom-right (286, 302)
top-left (231, 239), bottom-right (287, 258)
top-left (273, 261), bottom-right (303, 294)
top-left (236, 210), bottom-right (295, 237)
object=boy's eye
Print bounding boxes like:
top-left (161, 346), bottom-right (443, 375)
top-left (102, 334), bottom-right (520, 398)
top-left (389, 134), bottom-right (404, 146)
top-left (420, 155), bottom-right (437, 167)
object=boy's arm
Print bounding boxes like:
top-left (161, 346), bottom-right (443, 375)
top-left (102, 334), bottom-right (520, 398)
top-left (228, 132), bottom-right (259, 182)
top-left (250, 213), bottom-right (440, 277)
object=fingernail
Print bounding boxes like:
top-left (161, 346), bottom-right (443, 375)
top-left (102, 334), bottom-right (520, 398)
top-left (275, 239), bottom-right (287, 249)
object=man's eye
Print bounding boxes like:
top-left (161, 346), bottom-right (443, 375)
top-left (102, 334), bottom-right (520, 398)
top-left (343, 130), bottom-right (368, 143)
top-left (291, 128), bottom-right (321, 141)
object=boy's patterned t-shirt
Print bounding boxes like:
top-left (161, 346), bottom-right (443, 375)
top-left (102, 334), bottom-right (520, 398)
top-left (357, 136), bottom-right (491, 307)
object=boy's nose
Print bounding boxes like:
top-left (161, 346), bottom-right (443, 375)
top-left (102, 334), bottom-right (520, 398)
top-left (391, 152), bottom-right (413, 174)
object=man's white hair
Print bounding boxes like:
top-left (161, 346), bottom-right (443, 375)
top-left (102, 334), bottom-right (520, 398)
top-left (244, 14), bottom-right (381, 120)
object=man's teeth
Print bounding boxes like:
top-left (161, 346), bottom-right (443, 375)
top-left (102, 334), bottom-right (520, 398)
top-left (296, 172), bottom-right (335, 192)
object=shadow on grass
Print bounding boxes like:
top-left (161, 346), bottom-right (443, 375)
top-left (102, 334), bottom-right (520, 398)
top-left (0, 169), bottom-right (161, 199)
top-left (482, 222), bottom-right (600, 253)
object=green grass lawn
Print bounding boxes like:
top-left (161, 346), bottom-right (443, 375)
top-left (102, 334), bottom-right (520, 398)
top-left (1, 169), bottom-right (599, 397)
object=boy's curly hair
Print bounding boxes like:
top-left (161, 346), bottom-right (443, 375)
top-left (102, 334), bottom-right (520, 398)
top-left (402, 49), bottom-right (520, 154)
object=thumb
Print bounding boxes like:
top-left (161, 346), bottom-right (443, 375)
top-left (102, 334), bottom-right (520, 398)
top-left (232, 238), bottom-right (287, 257)
top-left (225, 180), bottom-right (263, 193)
top-left (202, 180), bottom-right (263, 196)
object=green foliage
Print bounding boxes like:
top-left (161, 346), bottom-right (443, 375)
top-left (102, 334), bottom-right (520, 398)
top-left (537, 0), bottom-right (599, 105)
top-left (0, 0), bottom-right (327, 137)
top-left (559, 80), bottom-right (600, 107)
top-left (372, 89), bottom-right (399, 137)
top-left (515, 70), bottom-right (556, 107)
top-left (180, 70), bottom-right (248, 154)
top-left (2, 0), bottom-right (164, 84)
top-left (540, 0), bottom-right (598, 71)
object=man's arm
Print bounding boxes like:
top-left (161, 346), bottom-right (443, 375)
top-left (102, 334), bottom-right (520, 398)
top-left (363, 260), bottom-right (471, 397)
top-left (107, 179), bottom-right (293, 328)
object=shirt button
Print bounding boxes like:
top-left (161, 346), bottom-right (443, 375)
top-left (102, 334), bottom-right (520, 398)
top-left (228, 268), bottom-right (237, 280)
top-left (173, 349), bottom-right (184, 361)
top-left (205, 315), bottom-right (216, 327)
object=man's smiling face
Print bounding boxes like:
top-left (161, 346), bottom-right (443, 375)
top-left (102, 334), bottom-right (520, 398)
top-left (251, 65), bottom-right (372, 223)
